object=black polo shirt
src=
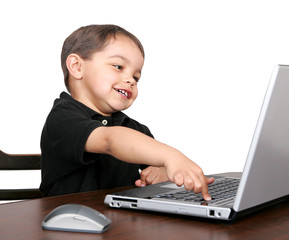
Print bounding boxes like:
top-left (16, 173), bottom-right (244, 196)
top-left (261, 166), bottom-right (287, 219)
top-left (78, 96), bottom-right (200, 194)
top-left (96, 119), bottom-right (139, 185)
top-left (40, 92), bottom-right (152, 197)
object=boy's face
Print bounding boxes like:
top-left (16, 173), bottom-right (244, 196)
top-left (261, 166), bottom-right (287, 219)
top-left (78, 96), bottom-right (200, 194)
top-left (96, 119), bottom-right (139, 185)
top-left (75, 35), bottom-right (144, 116)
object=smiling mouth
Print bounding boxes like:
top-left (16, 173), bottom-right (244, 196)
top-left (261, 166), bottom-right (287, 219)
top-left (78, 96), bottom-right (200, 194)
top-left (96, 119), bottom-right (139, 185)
top-left (114, 88), bottom-right (131, 99)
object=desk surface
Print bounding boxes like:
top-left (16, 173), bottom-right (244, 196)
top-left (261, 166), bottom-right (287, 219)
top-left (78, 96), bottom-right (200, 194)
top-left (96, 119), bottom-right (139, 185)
top-left (1, 172), bottom-right (289, 240)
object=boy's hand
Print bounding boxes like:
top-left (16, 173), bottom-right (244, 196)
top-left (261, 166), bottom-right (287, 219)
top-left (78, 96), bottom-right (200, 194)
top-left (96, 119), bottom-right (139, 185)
top-left (165, 157), bottom-right (215, 201)
top-left (135, 164), bottom-right (214, 202)
top-left (135, 166), bottom-right (169, 187)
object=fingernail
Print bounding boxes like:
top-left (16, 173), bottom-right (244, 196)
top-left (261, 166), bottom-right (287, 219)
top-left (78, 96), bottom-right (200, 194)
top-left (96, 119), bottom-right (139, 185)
top-left (205, 196), bottom-right (211, 201)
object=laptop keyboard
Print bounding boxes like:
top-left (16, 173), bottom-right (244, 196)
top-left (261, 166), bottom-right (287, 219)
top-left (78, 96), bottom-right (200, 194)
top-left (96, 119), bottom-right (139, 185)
top-left (151, 178), bottom-right (240, 204)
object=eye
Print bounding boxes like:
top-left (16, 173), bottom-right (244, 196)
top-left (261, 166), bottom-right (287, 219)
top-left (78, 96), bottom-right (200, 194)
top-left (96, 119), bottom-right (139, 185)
top-left (133, 76), bottom-right (140, 83)
top-left (114, 65), bottom-right (122, 70)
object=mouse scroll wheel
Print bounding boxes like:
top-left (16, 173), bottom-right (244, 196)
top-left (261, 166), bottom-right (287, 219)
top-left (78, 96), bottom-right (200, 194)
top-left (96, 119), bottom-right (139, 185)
top-left (73, 216), bottom-right (87, 221)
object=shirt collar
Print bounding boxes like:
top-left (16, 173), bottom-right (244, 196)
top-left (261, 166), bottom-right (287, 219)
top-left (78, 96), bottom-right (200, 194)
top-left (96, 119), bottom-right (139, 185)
top-left (60, 92), bottom-right (129, 125)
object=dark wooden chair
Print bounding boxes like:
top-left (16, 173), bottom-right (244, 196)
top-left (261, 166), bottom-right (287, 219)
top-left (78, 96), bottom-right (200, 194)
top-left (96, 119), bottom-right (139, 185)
top-left (0, 150), bottom-right (42, 200)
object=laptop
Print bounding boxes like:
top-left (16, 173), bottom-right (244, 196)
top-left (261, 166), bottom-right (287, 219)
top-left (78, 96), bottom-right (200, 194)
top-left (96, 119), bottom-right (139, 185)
top-left (104, 65), bottom-right (289, 221)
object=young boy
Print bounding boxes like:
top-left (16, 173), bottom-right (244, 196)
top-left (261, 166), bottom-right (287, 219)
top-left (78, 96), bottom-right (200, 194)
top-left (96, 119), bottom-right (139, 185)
top-left (40, 24), bottom-right (214, 201)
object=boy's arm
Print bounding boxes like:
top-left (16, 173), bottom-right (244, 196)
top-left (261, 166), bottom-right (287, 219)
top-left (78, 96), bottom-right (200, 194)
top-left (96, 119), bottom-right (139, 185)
top-left (85, 126), bottom-right (213, 201)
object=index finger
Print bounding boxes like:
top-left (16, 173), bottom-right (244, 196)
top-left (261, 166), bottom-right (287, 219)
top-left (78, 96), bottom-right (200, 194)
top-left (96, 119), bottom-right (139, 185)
top-left (201, 179), bottom-right (211, 201)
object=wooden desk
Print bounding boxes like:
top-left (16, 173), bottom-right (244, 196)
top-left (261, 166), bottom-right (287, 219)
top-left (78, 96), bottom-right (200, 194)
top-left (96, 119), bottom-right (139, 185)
top-left (1, 173), bottom-right (289, 240)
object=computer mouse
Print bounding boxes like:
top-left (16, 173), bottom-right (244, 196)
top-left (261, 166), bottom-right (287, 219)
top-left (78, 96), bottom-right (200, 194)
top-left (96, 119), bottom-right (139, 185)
top-left (42, 204), bottom-right (111, 233)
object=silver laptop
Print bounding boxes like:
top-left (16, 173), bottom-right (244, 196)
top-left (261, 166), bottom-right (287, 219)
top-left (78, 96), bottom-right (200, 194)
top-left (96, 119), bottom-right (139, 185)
top-left (104, 65), bottom-right (289, 221)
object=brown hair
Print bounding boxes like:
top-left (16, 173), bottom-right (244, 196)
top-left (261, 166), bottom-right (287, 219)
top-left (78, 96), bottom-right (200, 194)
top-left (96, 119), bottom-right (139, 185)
top-left (61, 24), bottom-right (145, 92)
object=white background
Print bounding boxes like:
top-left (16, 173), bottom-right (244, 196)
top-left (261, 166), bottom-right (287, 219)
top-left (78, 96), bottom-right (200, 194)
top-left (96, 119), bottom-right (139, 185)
top-left (1, 0), bottom-right (289, 190)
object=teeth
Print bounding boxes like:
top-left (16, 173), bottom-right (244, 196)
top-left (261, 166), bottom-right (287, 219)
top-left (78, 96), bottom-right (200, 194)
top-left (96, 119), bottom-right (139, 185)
top-left (116, 89), bottom-right (128, 97)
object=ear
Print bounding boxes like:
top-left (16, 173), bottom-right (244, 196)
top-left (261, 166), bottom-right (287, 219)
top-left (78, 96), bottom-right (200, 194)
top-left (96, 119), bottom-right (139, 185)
top-left (66, 54), bottom-right (83, 80)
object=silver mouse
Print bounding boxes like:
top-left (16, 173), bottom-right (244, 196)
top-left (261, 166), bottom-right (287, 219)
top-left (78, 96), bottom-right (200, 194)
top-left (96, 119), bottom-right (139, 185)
top-left (42, 204), bottom-right (111, 233)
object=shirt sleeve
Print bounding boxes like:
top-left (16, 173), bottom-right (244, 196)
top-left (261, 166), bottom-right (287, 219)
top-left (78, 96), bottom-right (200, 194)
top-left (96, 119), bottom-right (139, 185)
top-left (41, 100), bottom-right (101, 168)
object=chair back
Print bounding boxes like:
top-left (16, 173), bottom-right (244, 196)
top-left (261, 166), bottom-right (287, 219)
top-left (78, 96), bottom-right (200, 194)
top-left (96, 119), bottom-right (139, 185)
top-left (0, 150), bottom-right (42, 200)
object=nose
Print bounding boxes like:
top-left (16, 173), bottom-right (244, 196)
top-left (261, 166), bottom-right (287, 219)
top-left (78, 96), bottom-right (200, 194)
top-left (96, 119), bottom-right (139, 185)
top-left (125, 77), bottom-right (136, 87)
